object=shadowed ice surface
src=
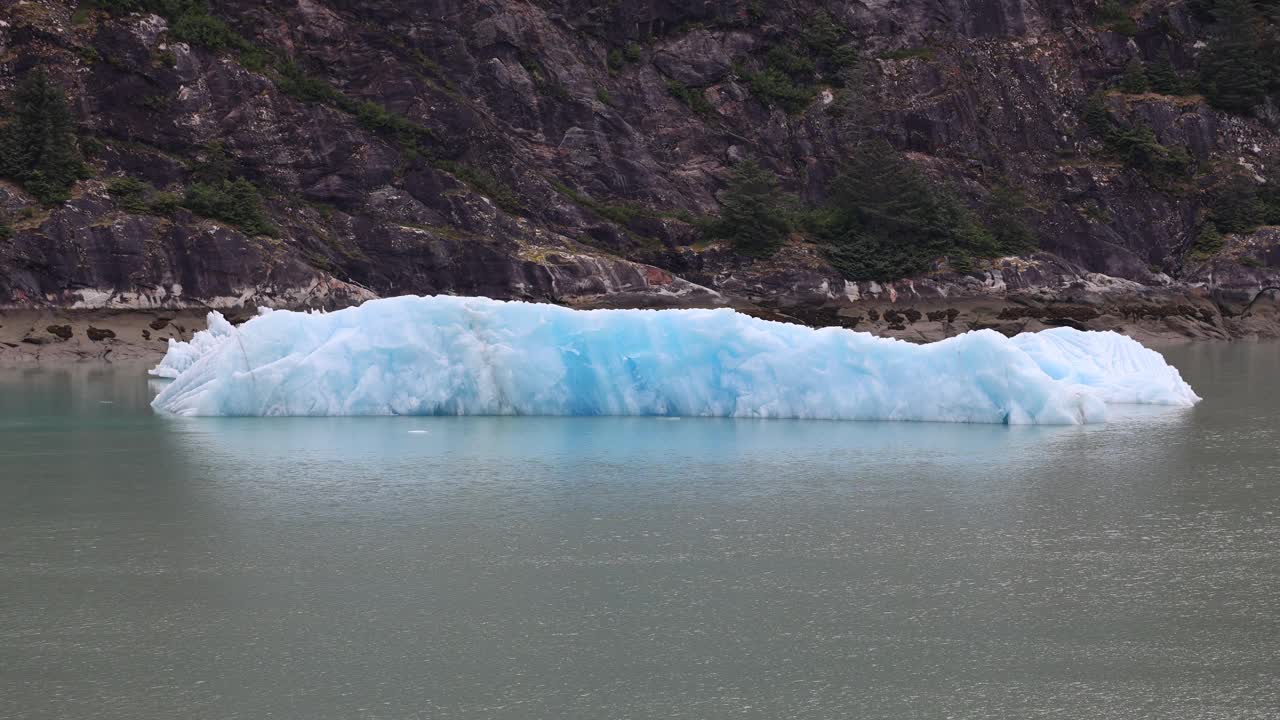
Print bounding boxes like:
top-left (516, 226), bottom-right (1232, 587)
top-left (1, 344), bottom-right (1277, 719)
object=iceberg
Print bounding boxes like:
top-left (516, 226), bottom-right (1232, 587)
top-left (149, 296), bottom-right (1199, 424)
top-left (148, 310), bottom-right (237, 379)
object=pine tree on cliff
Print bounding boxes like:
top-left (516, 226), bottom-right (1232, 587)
top-left (1119, 59), bottom-right (1149, 94)
top-left (1265, 8), bottom-right (1280, 94)
top-left (813, 140), bottom-right (996, 280)
top-left (1199, 0), bottom-right (1266, 114)
top-left (714, 160), bottom-right (790, 259)
top-left (0, 68), bottom-right (87, 204)
top-left (1147, 50), bottom-right (1183, 95)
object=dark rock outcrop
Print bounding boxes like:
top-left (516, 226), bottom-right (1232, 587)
top-left (0, 0), bottom-right (1277, 340)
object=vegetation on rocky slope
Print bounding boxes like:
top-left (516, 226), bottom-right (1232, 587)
top-left (811, 142), bottom-right (1033, 281)
top-left (0, 69), bottom-right (88, 204)
top-left (1, 0), bottom-right (1278, 312)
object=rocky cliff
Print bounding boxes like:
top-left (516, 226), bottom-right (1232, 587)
top-left (2, 0), bottom-right (1280, 350)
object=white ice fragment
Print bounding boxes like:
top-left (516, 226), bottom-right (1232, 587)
top-left (148, 311), bottom-right (237, 379)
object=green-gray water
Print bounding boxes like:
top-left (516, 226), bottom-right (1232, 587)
top-left (2, 345), bottom-right (1278, 719)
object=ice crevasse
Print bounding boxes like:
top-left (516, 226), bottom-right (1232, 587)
top-left (149, 295), bottom-right (1200, 424)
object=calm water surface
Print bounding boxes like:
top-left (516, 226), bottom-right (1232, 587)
top-left (1, 345), bottom-right (1278, 719)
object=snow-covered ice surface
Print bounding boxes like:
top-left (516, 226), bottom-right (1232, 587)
top-left (149, 296), bottom-right (1200, 424)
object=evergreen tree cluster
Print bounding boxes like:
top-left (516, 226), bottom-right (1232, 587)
top-left (0, 69), bottom-right (88, 205)
top-left (705, 160), bottom-right (793, 258)
top-left (94, 0), bottom-right (250, 53)
top-left (809, 142), bottom-right (1032, 280)
top-left (1191, 167), bottom-right (1280, 260)
top-left (1197, 0), bottom-right (1280, 114)
top-left (178, 144), bottom-right (274, 236)
top-left (1205, 172), bottom-right (1280, 235)
top-left (1095, 0), bottom-right (1139, 35)
top-left (1081, 93), bottom-right (1194, 187)
top-left (182, 177), bottom-right (275, 236)
top-left (1103, 1), bottom-right (1277, 114)
top-left (1114, 52), bottom-right (1194, 98)
top-left (739, 11), bottom-right (859, 115)
top-left (98, 1), bottom-right (434, 157)
top-left (710, 147), bottom-right (1036, 280)
top-left (107, 177), bottom-right (181, 216)
top-left (104, 143), bottom-right (273, 235)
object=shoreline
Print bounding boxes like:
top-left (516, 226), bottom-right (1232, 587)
top-left (3, 299), bottom-right (1277, 366)
top-left (0, 308), bottom-right (210, 366)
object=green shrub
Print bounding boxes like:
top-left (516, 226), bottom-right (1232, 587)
top-left (191, 141), bottom-right (233, 184)
top-left (148, 190), bottom-right (181, 215)
top-left (801, 10), bottom-right (857, 72)
top-left (707, 160), bottom-right (791, 259)
top-left (740, 43), bottom-right (830, 114)
top-left (435, 161), bottom-right (524, 213)
top-left (99, 0), bottom-right (252, 52)
top-left (607, 49), bottom-right (625, 75)
top-left (108, 176), bottom-right (152, 213)
top-left (764, 46), bottom-right (815, 78)
top-left (276, 61), bottom-right (343, 104)
top-left (1189, 223), bottom-right (1224, 260)
top-left (183, 178), bottom-right (275, 235)
top-left (79, 135), bottom-right (105, 160)
top-left (0, 221), bottom-right (13, 240)
top-left (276, 61), bottom-right (436, 155)
top-left (745, 67), bottom-right (814, 114)
top-left (550, 181), bottom-right (661, 229)
top-left (107, 177), bottom-right (183, 216)
top-left (738, 29), bottom-right (861, 115)
top-left (666, 81), bottom-right (714, 117)
top-left (171, 11), bottom-right (246, 52)
top-left (0, 68), bottom-right (88, 205)
top-left (1104, 124), bottom-right (1193, 184)
top-left (75, 45), bottom-right (102, 65)
top-left (1096, 0), bottom-right (1138, 35)
top-left (140, 93), bottom-right (169, 112)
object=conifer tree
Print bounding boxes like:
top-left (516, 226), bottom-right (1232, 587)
top-left (0, 68), bottom-right (87, 204)
top-left (1209, 174), bottom-right (1266, 234)
top-left (1119, 59), bottom-right (1149, 94)
top-left (713, 160), bottom-right (790, 259)
top-left (1083, 91), bottom-right (1112, 136)
top-left (1199, 0), bottom-right (1266, 113)
top-left (1147, 51), bottom-right (1182, 95)
top-left (813, 140), bottom-right (998, 280)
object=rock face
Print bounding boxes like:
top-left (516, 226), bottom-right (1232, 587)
top-left (1, 0), bottom-right (1279, 341)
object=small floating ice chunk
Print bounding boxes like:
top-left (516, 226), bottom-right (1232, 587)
top-left (148, 296), bottom-right (1199, 424)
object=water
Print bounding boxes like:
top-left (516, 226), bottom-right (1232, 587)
top-left (1, 345), bottom-right (1278, 720)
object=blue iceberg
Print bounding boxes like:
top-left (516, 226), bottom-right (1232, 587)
top-left (149, 296), bottom-right (1199, 423)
